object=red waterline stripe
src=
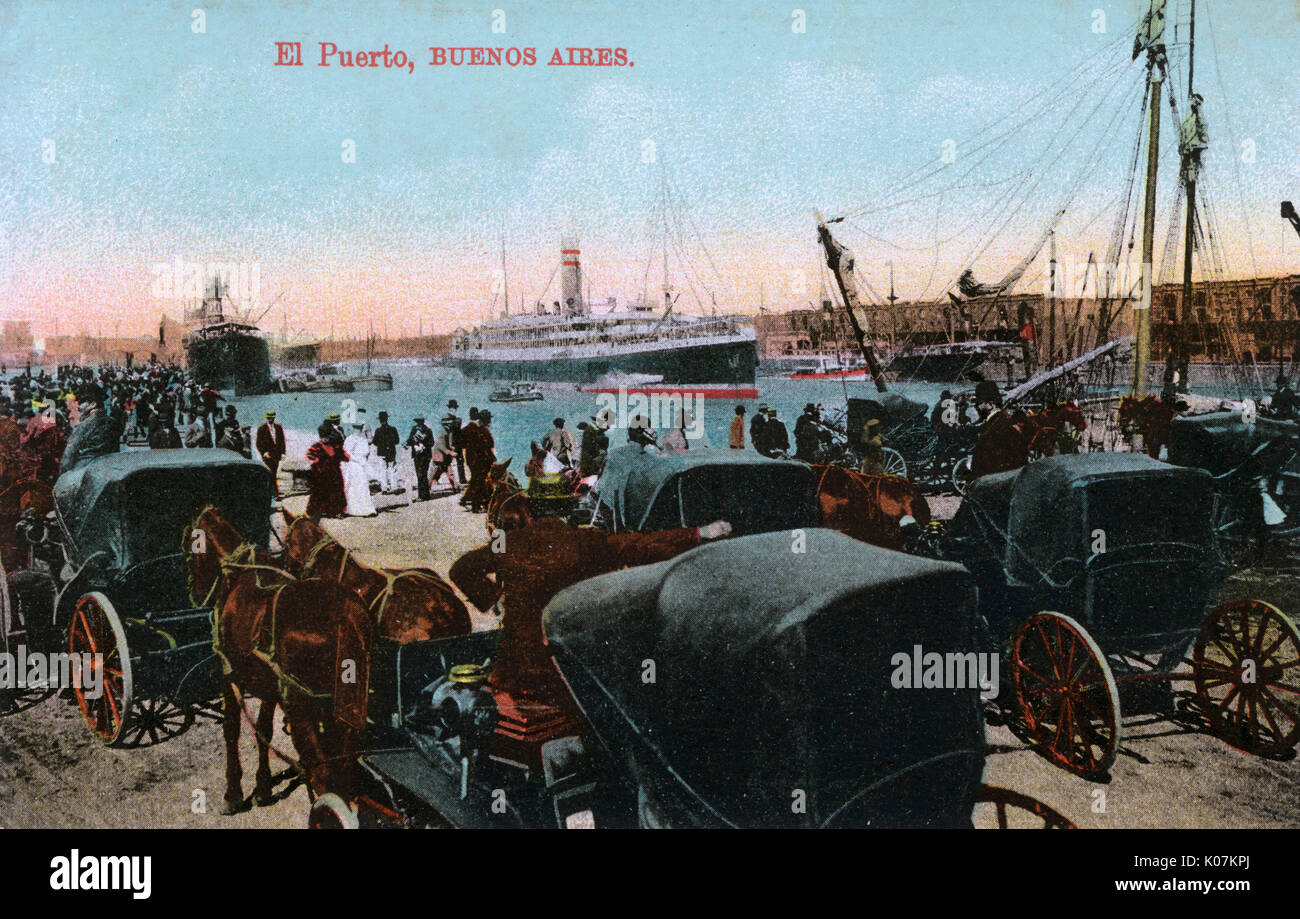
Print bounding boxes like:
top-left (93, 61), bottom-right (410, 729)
top-left (583, 385), bottom-right (760, 399)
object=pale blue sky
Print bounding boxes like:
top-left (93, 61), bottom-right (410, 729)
top-left (1, 0), bottom-right (1297, 337)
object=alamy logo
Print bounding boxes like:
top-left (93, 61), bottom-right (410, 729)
top-left (0, 646), bottom-right (102, 698)
top-left (49, 850), bottom-right (151, 899)
top-left (593, 389), bottom-right (704, 438)
top-left (890, 644), bottom-right (999, 700)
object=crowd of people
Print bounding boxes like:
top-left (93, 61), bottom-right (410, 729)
top-left (304, 400), bottom-right (507, 522)
top-left (0, 360), bottom-right (256, 483)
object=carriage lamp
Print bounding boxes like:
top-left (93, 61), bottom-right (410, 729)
top-left (414, 662), bottom-right (500, 799)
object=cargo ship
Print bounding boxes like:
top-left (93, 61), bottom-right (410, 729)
top-left (183, 276), bottom-right (273, 395)
top-left (450, 239), bottom-right (758, 398)
top-left (885, 340), bottom-right (1020, 383)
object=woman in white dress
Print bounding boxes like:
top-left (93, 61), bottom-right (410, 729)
top-left (342, 423), bottom-right (378, 517)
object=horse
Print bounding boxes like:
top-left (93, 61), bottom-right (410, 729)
top-left (811, 464), bottom-right (931, 551)
top-left (281, 512), bottom-right (470, 644)
top-left (970, 401), bottom-right (1088, 478)
top-left (17, 422), bottom-right (65, 485)
top-left (186, 505), bottom-right (373, 814)
top-left (1118, 395), bottom-right (1176, 458)
top-left (0, 478), bottom-right (54, 570)
top-left (485, 458), bottom-right (533, 535)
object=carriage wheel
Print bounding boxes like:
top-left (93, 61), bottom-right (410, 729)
top-left (68, 592), bottom-right (134, 745)
top-left (951, 456), bottom-right (975, 496)
top-left (309, 793), bottom-right (359, 829)
top-left (1211, 493), bottom-right (1260, 570)
top-left (1011, 612), bottom-right (1121, 778)
top-left (881, 448), bottom-right (907, 478)
top-left (1193, 600), bottom-right (1300, 757)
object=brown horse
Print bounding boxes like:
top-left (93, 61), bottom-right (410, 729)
top-left (0, 478), bottom-right (54, 570)
top-left (1118, 395), bottom-right (1176, 458)
top-left (187, 505), bottom-right (373, 814)
top-left (484, 459), bottom-right (533, 535)
top-left (281, 513), bottom-right (470, 644)
top-left (17, 422), bottom-right (65, 485)
top-left (811, 464), bottom-right (931, 551)
top-left (970, 401), bottom-right (1088, 478)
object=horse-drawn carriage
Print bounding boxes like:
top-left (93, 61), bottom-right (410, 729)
top-left (1165, 411), bottom-right (1300, 568)
top-left (594, 447), bottom-right (821, 535)
top-left (840, 393), bottom-right (981, 492)
top-left (314, 529), bottom-right (1073, 828)
top-left (2, 449), bottom-right (275, 742)
top-left (936, 452), bottom-right (1300, 776)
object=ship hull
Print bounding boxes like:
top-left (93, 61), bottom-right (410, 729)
top-left (455, 338), bottom-right (758, 393)
top-left (886, 351), bottom-right (988, 383)
top-left (186, 334), bottom-right (273, 395)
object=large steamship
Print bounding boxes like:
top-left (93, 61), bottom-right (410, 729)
top-left (183, 276), bottom-right (273, 395)
top-left (450, 240), bottom-right (758, 397)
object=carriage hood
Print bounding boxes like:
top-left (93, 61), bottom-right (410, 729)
top-left (544, 529), bottom-right (985, 828)
top-left (1167, 412), bottom-right (1299, 478)
top-left (598, 448), bottom-right (820, 535)
top-left (848, 393), bottom-right (928, 437)
top-left (1004, 453), bottom-right (1216, 590)
top-left (53, 449), bottom-right (274, 578)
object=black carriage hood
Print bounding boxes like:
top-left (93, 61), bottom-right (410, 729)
top-left (543, 529), bottom-right (986, 828)
top-left (847, 393), bottom-right (928, 441)
top-left (1004, 453), bottom-right (1216, 590)
top-left (598, 447), bottom-right (820, 535)
top-left (53, 449), bottom-right (274, 577)
top-left (1167, 412), bottom-right (1300, 478)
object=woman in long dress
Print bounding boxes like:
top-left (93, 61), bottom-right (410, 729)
top-left (306, 424), bottom-right (348, 521)
top-left (342, 423), bottom-right (377, 517)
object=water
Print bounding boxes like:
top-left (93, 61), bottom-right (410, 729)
top-left (223, 361), bottom-right (959, 463)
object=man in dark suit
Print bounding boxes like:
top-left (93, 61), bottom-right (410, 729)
top-left (406, 414), bottom-right (435, 501)
top-left (446, 399), bottom-right (465, 483)
top-left (255, 410), bottom-right (287, 493)
top-left (372, 410), bottom-right (401, 493)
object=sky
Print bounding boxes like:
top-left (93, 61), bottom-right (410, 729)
top-left (1, 0), bottom-right (1298, 341)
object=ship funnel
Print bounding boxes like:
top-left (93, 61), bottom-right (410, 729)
top-left (561, 237), bottom-right (583, 316)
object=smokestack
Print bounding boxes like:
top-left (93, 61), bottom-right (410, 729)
top-left (561, 237), bottom-right (582, 316)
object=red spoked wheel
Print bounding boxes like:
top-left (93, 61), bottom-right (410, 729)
top-left (68, 592), bottom-right (133, 745)
top-left (1193, 600), bottom-right (1300, 757)
top-left (1011, 611), bottom-right (1121, 779)
top-left (309, 793), bottom-right (359, 829)
top-left (974, 784), bottom-right (1076, 829)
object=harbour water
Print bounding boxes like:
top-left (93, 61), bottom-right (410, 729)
top-left (227, 360), bottom-right (964, 463)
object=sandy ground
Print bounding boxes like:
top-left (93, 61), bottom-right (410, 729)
top-left (3, 480), bottom-right (1299, 829)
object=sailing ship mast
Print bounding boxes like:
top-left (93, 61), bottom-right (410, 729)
top-left (1165, 0), bottom-right (1203, 396)
top-left (500, 229), bottom-right (510, 318)
top-left (1132, 0), bottom-right (1168, 398)
top-left (814, 210), bottom-right (888, 392)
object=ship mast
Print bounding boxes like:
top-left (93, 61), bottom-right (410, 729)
top-left (500, 229), bottom-right (509, 318)
top-left (1165, 0), bottom-right (1200, 396)
top-left (814, 210), bottom-right (888, 392)
top-left (1132, 0), bottom-right (1167, 399)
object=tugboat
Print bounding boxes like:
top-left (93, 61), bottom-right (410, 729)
top-left (183, 276), bottom-right (273, 395)
top-left (789, 354), bottom-right (868, 380)
top-left (489, 381), bottom-right (545, 403)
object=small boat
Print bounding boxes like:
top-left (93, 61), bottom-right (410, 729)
top-left (336, 328), bottom-right (394, 390)
top-left (789, 355), bottom-right (868, 380)
top-left (489, 381), bottom-right (545, 402)
top-left (346, 373), bottom-right (394, 392)
top-left (277, 372), bottom-right (354, 393)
